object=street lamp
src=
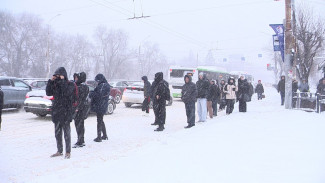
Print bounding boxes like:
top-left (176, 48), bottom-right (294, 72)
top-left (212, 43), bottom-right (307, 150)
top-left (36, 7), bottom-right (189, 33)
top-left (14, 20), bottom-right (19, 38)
top-left (46, 14), bottom-right (61, 78)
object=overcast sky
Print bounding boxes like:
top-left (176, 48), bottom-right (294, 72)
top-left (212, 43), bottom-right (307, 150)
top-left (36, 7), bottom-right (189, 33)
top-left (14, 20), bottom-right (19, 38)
top-left (1, 0), bottom-right (324, 82)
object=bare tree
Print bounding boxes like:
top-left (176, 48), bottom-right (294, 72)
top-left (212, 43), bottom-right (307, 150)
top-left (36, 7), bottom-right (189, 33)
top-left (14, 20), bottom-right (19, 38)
top-left (295, 6), bottom-right (325, 82)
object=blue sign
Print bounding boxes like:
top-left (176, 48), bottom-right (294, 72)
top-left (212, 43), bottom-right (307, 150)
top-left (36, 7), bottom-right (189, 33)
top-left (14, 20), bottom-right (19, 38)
top-left (270, 24), bottom-right (284, 62)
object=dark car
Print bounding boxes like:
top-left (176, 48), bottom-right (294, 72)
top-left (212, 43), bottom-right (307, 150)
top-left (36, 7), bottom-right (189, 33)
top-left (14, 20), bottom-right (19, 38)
top-left (0, 77), bottom-right (32, 109)
top-left (24, 85), bottom-right (116, 117)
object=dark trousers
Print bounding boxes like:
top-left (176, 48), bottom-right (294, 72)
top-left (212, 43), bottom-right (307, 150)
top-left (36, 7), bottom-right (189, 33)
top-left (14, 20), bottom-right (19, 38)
top-left (212, 99), bottom-right (218, 116)
top-left (185, 102), bottom-right (195, 125)
top-left (280, 92), bottom-right (285, 105)
top-left (96, 113), bottom-right (107, 138)
top-left (226, 99), bottom-right (235, 114)
top-left (153, 100), bottom-right (166, 127)
top-left (142, 97), bottom-right (150, 113)
top-left (219, 99), bottom-right (226, 110)
top-left (257, 93), bottom-right (263, 100)
top-left (74, 110), bottom-right (85, 144)
top-left (54, 122), bottom-right (71, 153)
top-left (239, 100), bottom-right (247, 112)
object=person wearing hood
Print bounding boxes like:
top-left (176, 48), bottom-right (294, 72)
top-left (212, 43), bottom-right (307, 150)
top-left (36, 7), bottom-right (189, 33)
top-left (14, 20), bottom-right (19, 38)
top-left (181, 74), bottom-right (197, 128)
top-left (237, 76), bottom-right (250, 112)
top-left (196, 72), bottom-right (210, 122)
top-left (277, 76), bottom-right (285, 105)
top-left (150, 72), bottom-right (170, 131)
top-left (255, 80), bottom-right (264, 100)
top-left (72, 72), bottom-right (89, 148)
top-left (141, 76), bottom-right (151, 115)
top-left (224, 77), bottom-right (237, 115)
top-left (0, 86), bottom-right (3, 131)
top-left (90, 74), bottom-right (110, 142)
top-left (299, 79), bottom-right (309, 94)
top-left (46, 67), bottom-right (75, 159)
top-left (207, 80), bottom-right (220, 118)
top-left (218, 79), bottom-right (227, 111)
top-left (211, 80), bottom-right (220, 116)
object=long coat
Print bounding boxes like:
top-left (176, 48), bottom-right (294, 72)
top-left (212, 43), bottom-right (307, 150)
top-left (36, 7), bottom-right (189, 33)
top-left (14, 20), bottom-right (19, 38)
top-left (46, 67), bottom-right (75, 124)
top-left (90, 74), bottom-right (110, 115)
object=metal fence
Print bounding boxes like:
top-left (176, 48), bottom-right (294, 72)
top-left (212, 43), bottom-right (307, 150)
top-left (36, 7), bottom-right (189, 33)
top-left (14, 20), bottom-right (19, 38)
top-left (293, 92), bottom-right (325, 113)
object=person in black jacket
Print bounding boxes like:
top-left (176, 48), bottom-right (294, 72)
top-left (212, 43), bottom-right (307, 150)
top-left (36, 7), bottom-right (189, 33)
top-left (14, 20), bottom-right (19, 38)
top-left (255, 80), bottom-right (264, 100)
top-left (141, 76), bottom-right (151, 115)
top-left (0, 86), bottom-right (3, 131)
top-left (151, 72), bottom-right (170, 131)
top-left (196, 73), bottom-right (210, 122)
top-left (218, 80), bottom-right (227, 111)
top-left (237, 76), bottom-right (250, 112)
top-left (46, 67), bottom-right (75, 159)
top-left (73, 72), bottom-right (89, 148)
top-left (90, 74), bottom-right (110, 142)
top-left (292, 78), bottom-right (299, 108)
top-left (212, 80), bottom-right (220, 116)
top-left (181, 75), bottom-right (197, 128)
top-left (277, 76), bottom-right (285, 105)
top-left (207, 80), bottom-right (220, 118)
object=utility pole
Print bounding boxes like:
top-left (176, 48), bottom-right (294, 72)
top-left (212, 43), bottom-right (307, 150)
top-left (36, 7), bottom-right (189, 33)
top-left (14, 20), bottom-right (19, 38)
top-left (284, 0), bottom-right (294, 109)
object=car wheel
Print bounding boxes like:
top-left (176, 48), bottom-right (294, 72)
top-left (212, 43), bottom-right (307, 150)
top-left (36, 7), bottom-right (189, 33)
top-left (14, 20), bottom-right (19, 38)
top-left (106, 102), bottom-right (114, 115)
top-left (167, 97), bottom-right (173, 106)
top-left (125, 103), bottom-right (132, 108)
top-left (114, 94), bottom-right (121, 104)
top-left (36, 113), bottom-right (47, 117)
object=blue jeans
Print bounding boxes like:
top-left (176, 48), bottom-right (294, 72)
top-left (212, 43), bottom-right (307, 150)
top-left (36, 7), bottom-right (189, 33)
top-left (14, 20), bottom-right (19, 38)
top-left (197, 98), bottom-right (207, 122)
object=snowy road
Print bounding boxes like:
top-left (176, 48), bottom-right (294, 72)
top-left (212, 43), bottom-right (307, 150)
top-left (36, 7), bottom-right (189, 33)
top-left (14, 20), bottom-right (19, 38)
top-left (1, 87), bottom-right (325, 183)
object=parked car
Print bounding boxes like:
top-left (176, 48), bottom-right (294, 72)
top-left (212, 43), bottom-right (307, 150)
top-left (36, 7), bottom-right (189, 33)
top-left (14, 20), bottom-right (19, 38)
top-left (122, 81), bottom-right (173, 108)
top-left (87, 80), bottom-right (122, 104)
top-left (108, 80), bottom-right (129, 94)
top-left (0, 76), bottom-right (32, 109)
top-left (22, 78), bottom-right (48, 89)
top-left (24, 85), bottom-right (116, 117)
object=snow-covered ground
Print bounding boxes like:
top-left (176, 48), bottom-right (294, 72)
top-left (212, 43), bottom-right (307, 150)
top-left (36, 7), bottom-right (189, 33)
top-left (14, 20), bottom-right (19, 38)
top-left (1, 86), bottom-right (325, 183)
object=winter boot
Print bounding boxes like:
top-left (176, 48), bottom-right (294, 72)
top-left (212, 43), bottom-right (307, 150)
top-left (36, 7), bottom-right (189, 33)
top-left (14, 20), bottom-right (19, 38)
top-left (101, 136), bottom-right (108, 140)
top-left (151, 122), bottom-right (159, 126)
top-left (65, 153), bottom-right (71, 159)
top-left (94, 137), bottom-right (102, 142)
top-left (154, 125), bottom-right (165, 132)
top-left (184, 124), bottom-right (195, 129)
top-left (50, 152), bottom-right (63, 158)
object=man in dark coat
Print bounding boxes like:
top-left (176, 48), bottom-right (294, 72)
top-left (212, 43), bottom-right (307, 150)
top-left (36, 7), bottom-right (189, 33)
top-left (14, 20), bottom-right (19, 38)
top-left (237, 76), bottom-right (250, 112)
top-left (218, 80), bottom-right (227, 111)
top-left (141, 76), bottom-right (151, 115)
top-left (292, 79), bottom-right (299, 107)
top-left (277, 76), bottom-right (285, 105)
top-left (73, 72), bottom-right (89, 148)
top-left (0, 86), bottom-right (3, 131)
top-left (90, 74), bottom-right (110, 142)
top-left (181, 75), bottom-right (197, 128)
top-left (212, 80), bottom-right (220, 116)
top-left (46, 67), bottom-right (75, 159)
top-left (207, 80), bottom-right (220, 118)
top-left (151, 72), bottom-right (170, 131)
top-left (255, 80), bottom-right (264, 100)
top-left (196, 73), bottom-right (210, 122)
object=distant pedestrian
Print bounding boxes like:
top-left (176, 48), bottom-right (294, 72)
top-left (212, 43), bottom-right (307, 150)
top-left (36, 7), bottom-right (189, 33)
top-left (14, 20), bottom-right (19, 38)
top-left (212, 80), bottom-right (220, 116)
top-left (72, 72), bottom-right (89, 148)
top-left (317, 78), bottom-right (325, 112)
top-left (255, 80), bottom-right (264, 100)
top-left (181, 75), bottom-right (197, 128)
top-left (299, 79), bottom-right (309, 97)
top-left (151, 72), bottom-right (170, 131)
top-left (0, 86), bottom-right (3, 131)
top-left (141, 76), bottom-right (151, 116)
top-left (46, 67), bottom-right (75, 159)
top-left (237, 76), bottom-right (250, 112)
top-left (196, 72), bottom-right (210, 122)
top-left (218, 80), bottom-right (227, 111)
top-left (224, 78), bottom-right (237, 115)
top-left (277, 76), bottom-right (285, 105)
top-left (90, 74), bottom-right (110, 142)
top-left (292, 78), bottom-right (298, 107)
top-left (207, 80), bottom-right (220, 118)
